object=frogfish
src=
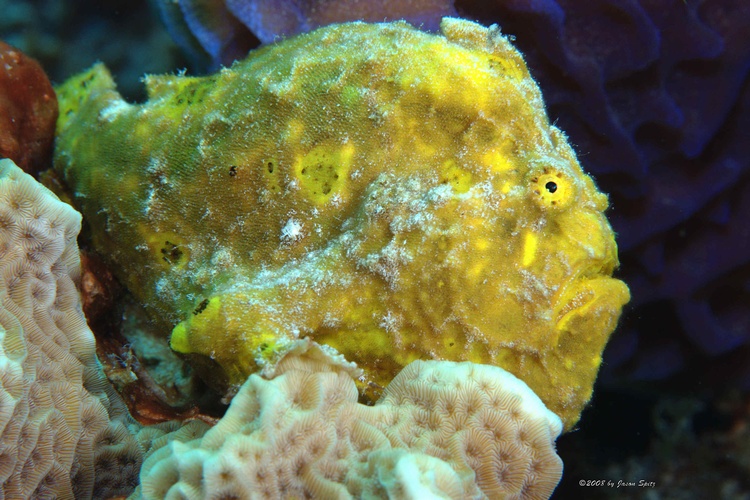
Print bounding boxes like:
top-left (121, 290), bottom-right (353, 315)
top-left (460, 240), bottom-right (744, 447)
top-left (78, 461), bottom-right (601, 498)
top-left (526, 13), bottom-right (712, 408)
top-left (54, 18), bottom-right (630, 429)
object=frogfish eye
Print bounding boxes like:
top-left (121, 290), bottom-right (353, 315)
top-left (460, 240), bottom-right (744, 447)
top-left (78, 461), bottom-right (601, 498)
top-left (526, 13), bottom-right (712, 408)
top-left (529, 167), bottom-right (575, 209)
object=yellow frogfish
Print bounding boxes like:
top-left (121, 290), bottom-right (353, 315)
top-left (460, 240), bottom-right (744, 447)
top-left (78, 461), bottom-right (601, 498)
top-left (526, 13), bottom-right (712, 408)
top-left (54, 18), bottom-right (630, 429)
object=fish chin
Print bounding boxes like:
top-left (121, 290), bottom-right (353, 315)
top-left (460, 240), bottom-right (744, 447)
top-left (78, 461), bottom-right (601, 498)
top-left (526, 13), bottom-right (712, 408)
top-left (554, 275), bottom-right (630, 347)
top-left (539, 274), bottom-right (629, 431)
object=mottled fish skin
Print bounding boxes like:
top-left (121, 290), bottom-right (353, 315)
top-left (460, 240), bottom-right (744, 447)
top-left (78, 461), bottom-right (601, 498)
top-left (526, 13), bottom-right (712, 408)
top-left (224, 0), bottom-right (457, 43)
top-left (152, 0), bottom-right (456, 67)
top-left (54, 18), bottom-right (629, 429)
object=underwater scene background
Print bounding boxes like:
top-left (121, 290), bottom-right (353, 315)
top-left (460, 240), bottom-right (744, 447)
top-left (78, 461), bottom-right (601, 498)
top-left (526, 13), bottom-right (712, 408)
top-left (0, 0), bottom-right (748, 498)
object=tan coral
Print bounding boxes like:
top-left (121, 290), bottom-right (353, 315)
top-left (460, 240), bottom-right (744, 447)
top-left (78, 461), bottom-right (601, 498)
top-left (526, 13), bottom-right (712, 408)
top-left (136, 346), bottom-right (563, 499)
top-left (375, 361), bottom-right (564, 498)
top-left (0, 158), bottom-right (142, 498)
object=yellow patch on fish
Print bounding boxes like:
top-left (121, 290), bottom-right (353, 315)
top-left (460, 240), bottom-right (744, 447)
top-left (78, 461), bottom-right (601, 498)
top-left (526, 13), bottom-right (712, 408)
top-left (54, 18), bottom-right (629, 429)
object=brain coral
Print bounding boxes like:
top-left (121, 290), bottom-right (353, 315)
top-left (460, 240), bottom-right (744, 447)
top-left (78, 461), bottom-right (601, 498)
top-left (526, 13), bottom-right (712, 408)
top-left (0, 158), bottom-right (143, 498)
top-left (54, 18), bottom-right (629, 429)
top-left (135, 353), bottom-right (563, 499)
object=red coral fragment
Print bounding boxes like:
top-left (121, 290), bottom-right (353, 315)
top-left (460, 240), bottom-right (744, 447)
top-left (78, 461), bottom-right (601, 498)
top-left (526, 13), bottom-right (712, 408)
top-left (0, 40), bottom-right (58, 174)
top-left (81, 250), bottom-right (122, 328)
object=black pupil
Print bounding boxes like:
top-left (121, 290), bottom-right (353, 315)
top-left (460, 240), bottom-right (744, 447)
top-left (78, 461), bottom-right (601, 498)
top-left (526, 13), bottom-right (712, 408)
top-left (545, 181), bottom-right (558, 193)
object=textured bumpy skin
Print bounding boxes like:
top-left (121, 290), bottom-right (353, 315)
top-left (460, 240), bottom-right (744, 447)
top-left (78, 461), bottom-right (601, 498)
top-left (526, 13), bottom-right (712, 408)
top-left (153, 0), bottom-right (457, 68)
top-left (54, 18), bottom-right (629, 429)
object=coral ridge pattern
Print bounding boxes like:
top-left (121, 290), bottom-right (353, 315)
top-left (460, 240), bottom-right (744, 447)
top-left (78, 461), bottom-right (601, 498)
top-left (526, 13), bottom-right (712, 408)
top-left (135, 356), bottom-right (564, 499)
top-left (0, 158), bottom-right (143, 499)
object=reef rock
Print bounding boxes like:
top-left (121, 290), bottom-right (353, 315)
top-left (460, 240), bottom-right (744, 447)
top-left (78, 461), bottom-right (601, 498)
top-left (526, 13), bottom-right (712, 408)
top-left (0, 40), bottom-right (57, 174)
top-left (54, 18), bottom-right (629, 429)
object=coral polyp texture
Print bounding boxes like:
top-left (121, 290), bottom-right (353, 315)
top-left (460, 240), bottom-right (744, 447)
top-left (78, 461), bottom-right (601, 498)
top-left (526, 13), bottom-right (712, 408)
top-left (0, 159), bottom-right (143, 498)
top-left (54, 18), bottom-right (629, 429)
top-left (135, 356), bottom-right (563, 499)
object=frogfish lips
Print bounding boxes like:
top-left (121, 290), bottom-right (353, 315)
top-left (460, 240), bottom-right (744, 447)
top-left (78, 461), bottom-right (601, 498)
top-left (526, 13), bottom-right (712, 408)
top-left (554, 274), bottom-right (630, 351)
